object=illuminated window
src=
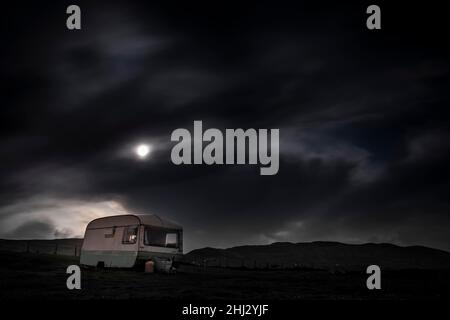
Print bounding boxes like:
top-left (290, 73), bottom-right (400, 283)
top-left (122, 226), bottom-right (138, 244)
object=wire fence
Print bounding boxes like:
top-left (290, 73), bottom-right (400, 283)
top-left (0, 240), bottom-right (82, 257)
top-left (183, 257), bottom-right (322, 271)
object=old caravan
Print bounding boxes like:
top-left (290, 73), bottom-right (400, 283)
top-left (80, 214), bottom-right (183, 269)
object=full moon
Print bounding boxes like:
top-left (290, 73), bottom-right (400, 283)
top-left (135, 144), bottom-right (151, 158)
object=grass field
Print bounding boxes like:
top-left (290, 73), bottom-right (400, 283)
top-left (1, 250), bottom-right (449, 300)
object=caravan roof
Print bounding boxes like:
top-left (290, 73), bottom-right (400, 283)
top-left (86, 214), bottom-right (182, 230)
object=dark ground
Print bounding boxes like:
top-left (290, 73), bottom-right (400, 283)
top-left (1, 250), bottom-right (449, 300)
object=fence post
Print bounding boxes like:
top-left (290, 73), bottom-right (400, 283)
top-left (54, 244), bottom-right (58, 255)
top-left (74, 246), bottom-right (77, 257)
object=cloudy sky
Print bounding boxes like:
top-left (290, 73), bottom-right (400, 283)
top-left (3, 1), bottom-right (450, 252)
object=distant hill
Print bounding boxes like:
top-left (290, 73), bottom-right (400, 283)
top-left (184, 241), bottom-right (450, 270)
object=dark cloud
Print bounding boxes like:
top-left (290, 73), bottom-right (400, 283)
top-left (2, 1), bottom-right (450, 252)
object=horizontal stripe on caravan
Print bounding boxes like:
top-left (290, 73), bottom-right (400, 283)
top-left (86, 224), bottom-right (139, 230)
top-left (86, 224), bottom-right (181, 231)
top-left (81, 249), bottom-right (180, 255)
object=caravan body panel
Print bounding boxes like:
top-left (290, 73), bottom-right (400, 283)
top-left (80, 214), bottom-right (183, 268)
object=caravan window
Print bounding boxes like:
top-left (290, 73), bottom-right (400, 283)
top-left (122, 226), bottom-right (138, 244)
top-left (144, 226), bottom-right (179, 248)
top-left (104, 226), bottom-right (116, 238)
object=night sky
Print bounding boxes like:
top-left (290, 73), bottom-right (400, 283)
top-left (3, 1), bottom-right (450, 252)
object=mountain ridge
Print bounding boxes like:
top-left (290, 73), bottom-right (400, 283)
top-left (184, 241), bottom-right (450, 270)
